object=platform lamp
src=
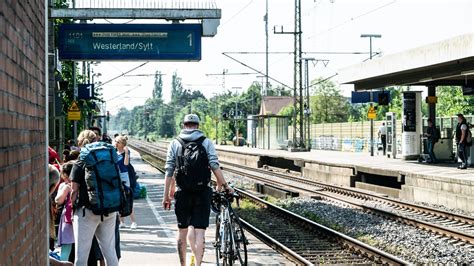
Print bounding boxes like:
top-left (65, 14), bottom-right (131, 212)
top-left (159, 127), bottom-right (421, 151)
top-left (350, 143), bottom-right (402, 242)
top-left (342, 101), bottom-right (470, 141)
top-left (361, 34), bottom-right (382, 157)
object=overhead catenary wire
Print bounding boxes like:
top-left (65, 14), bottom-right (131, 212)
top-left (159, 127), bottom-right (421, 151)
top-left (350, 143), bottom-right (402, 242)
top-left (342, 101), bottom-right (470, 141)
top-left (222, 52), bottom-right (292, 90)
top-left (306, 0), bottom-right (398, 40)
top-left (220, 0), bottom-right (255, 28)
top-left (106, 84), bottom-right (143, 102)
top-left (96, 62), bottom-right (149, 89)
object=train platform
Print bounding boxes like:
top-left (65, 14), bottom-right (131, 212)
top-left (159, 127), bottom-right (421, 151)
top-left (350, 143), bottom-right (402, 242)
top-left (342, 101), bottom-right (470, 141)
top-left (215, 145), bottom-right (474, 212)
top-left (118, 149), bottom-right (290, 265)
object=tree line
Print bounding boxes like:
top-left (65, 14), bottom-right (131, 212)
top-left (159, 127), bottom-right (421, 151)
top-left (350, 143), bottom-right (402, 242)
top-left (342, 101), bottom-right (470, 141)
top-left (110, 71), bottom-right (474, 140)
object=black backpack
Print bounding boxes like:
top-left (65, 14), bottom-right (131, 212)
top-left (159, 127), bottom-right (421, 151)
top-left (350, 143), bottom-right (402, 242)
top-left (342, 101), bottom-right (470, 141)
top-left (175, 136), bottom-right (211, 192)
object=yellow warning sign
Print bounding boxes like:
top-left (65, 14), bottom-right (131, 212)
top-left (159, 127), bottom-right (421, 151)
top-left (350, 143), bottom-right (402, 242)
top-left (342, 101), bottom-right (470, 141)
top-left (68, 100), bottom-right (81, 120)
top-left (68, 100), bottom-right (80, 112)
top-left (68, 111), bottom-right (81, 121)
top-left (367, 106), bottom-right (376, 120)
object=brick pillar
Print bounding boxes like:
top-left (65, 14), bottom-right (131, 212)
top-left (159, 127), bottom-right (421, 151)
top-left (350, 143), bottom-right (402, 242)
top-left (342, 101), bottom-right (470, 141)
top-left (0, 0), bottom-right (48, 265)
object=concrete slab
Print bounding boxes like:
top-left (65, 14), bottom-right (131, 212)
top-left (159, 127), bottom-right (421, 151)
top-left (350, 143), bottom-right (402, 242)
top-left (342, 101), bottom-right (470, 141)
top-left (216, 145), bottom-right (474, 212)
top-left (119, 149), bottom-right (290, 265)
top-left (216, 145), bottom-right (474, 185)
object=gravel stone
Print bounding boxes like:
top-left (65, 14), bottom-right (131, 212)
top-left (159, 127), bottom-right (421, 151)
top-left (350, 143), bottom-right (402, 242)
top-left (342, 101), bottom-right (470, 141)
top-left (278, 198), bottom-right (474, 264)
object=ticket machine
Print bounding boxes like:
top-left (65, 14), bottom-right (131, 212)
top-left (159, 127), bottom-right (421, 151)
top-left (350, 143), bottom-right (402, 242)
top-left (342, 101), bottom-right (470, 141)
top-left (386, 112), bottom-right (397, 158)
top-left (401, 91), bottom-right (422, 160)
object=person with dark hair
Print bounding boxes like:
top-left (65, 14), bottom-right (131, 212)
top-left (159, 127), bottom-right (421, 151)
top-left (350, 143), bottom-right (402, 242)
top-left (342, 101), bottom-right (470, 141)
top-left (425, 118), bottom-right (438, 164)
top-left (55, 161), bottom-right (75, 262)
top-left (89, 126), bottom-right (102, 142)
top-left (455, 114), bottom-right (469, 169)
top-left (66, 150), bottom-right (80, 162)
top-left (378, 122), bottom-right (387, 155)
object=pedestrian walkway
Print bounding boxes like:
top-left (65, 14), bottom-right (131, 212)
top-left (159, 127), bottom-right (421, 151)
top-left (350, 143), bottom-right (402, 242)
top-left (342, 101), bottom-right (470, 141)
top-left (119, 149), bottom-right (290, 265)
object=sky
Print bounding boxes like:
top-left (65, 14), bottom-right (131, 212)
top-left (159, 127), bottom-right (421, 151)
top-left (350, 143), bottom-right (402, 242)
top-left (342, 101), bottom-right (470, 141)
top-left (86, 0), bottom-right (474, 114)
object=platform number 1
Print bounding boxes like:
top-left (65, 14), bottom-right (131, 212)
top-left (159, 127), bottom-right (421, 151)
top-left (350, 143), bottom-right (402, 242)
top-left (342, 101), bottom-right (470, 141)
top-left (187, 33), bottom-right (193, 47)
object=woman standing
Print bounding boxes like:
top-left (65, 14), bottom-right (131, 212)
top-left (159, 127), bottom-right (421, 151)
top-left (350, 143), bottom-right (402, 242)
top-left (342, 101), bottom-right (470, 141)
top-left (455, 114), bottom-right (469, 169)
top-left (115, 135), bottom-right (137, 229)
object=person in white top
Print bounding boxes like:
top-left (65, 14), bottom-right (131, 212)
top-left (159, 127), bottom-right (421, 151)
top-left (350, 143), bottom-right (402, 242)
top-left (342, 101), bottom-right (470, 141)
top-left (378, 122), bottom-right (387, 155)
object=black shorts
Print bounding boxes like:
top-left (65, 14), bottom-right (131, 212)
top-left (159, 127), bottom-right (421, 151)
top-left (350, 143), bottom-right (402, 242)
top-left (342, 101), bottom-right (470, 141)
top-left (174, 187), bottom-right (212, 229)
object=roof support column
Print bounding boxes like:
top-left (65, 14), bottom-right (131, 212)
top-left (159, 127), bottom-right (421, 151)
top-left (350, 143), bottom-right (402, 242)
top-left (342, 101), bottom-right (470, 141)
top-left (428, 85), bottom-right (436, 125)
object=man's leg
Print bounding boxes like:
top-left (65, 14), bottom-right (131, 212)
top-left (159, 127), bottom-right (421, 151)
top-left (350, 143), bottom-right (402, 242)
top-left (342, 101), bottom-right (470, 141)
top-left (187, 226), bottom-right (197, 258)
top-left (95, 213), bottom-right (119, 266)
top-left (427, 142), bottom-right (434, 162)
top-left (194, 228), bottom-right (206, 266)
top-left (73, 208), bottom-right (99, 266)
top-left (460, 144), bottom-right (468, 168)
top-left (177, 228), bottom-right (189, 266)
top-left (381, 135), bottom-right (387, 155)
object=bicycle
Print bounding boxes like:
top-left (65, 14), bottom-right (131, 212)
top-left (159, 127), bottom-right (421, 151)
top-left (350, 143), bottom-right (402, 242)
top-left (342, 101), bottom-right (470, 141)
top-left (212, 191), bottom-right (248, 266)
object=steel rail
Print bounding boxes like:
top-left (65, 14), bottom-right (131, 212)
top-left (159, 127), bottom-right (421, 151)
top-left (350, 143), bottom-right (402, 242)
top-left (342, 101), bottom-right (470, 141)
top-left (129, 139), bottom-right (474, 245)
top-left (235, 188), bottom-right (408, 265)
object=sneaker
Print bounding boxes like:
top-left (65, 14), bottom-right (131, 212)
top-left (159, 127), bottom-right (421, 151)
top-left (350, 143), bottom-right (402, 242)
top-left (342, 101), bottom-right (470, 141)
top-left (119, 222), bottom-right (125, 228)
top-left (130, 222), bottom-right (137, 229)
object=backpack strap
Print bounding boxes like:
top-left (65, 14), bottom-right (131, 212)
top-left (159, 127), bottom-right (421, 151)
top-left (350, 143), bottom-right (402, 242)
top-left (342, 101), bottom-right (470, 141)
top-left (175, 137), bottom-right (186, 171)
top-left (195, 136), bottom-right (206, 146)
top-left (91, 152), bottom-right (105, 212)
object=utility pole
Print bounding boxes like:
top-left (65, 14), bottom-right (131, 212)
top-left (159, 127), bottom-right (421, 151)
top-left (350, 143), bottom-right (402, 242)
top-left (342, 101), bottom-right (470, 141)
top-left (301, 58), bottom-right (330, 150)
top-left (274, 0), bottom-right (304, 151)
top-left (361, 34), bottom-right (381, 157)
top-left (265, 0), bottom-right (269, 96)
top-left (302, 58), bottom-right (314, 151)
top-left (212, 92), bottom-right (219, 145)
top-left (73, 62), bottom-right (77, 139)
top-left (232, 87), bottom-right (242, 146)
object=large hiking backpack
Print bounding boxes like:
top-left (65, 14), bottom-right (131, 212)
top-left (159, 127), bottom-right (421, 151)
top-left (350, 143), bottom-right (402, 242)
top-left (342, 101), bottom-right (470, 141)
top-left (175, 136), bottom-right (211, 192)
top-left (80, 142), bottom-right (124, 215)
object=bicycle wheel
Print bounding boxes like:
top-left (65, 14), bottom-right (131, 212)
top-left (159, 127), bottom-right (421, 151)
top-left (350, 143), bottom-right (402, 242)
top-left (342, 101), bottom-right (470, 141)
top-left (215, 215), bottom-right (223, 266)
top-left (226, 222), bottom-right (234, 266)
top-left (230, 214), bottom-right (248, 265)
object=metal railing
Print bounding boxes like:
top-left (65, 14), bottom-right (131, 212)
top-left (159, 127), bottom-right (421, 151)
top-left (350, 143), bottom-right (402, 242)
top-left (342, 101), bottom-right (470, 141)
top-left (66, 0), bottom-right (218, 9)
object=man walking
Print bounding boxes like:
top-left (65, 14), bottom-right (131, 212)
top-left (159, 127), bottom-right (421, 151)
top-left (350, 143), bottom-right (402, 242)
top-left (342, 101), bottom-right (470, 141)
top-left (378, 122), bottom-right (387, 155)
top-left (163, 114), bottom-right (233, 266)
top-left (425, 118), bottom-right (438, 163)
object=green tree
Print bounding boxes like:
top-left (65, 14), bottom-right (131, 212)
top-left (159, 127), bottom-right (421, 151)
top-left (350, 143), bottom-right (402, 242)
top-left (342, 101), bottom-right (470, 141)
top-left (153, 71), bottom-right (163, 100)
top-left (310, 78), bottom-right (350, 123)
top-left (436, 86), bottom-right (474, 116)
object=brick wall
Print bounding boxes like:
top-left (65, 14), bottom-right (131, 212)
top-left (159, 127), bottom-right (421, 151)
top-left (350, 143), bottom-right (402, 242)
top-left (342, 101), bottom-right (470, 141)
top-left (0, 0), bottom-right (47, 265)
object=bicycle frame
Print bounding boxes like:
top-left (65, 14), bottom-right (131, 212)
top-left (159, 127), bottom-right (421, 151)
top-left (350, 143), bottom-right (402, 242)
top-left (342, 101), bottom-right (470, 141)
top-left (214, 192), bottom-right (247, 266)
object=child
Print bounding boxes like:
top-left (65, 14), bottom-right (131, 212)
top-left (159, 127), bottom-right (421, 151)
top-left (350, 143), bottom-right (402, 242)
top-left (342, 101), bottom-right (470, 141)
top-left (54, 162), bottom-right (75, 262)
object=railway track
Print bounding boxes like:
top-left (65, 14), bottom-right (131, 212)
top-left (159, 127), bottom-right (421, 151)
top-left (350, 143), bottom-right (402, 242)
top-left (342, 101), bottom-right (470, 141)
top-left (234, 188), bottom-right (407, 265)
top-left (128, 139), bottom-right (407, 264)
top-left (128, 139), bottom-right (474, 246)
top-left (222, 162), bottom-right (474, 245)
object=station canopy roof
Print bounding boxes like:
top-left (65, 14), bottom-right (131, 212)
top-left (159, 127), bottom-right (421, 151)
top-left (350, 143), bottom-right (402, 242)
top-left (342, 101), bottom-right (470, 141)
top-left (338, 33), bottom-right (474, 91)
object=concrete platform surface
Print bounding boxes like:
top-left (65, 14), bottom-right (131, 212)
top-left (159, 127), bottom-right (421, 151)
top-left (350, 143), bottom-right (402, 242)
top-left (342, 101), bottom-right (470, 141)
top-left (119, 149), bottom-right (290, 265)
top-left (216, 145), bottom-right (474, 184)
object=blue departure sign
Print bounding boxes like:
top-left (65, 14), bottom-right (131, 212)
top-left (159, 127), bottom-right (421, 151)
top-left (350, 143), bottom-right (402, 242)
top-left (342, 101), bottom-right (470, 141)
top-left (351, 91), bottom-right (391, 104)
top-left (59, 24), bottom-right (202, 61)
